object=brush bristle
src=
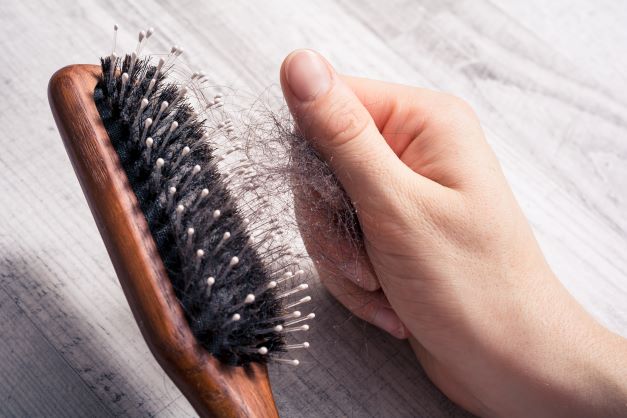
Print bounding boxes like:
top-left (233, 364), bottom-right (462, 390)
top-left (94, 48), bottom-right (309, 365)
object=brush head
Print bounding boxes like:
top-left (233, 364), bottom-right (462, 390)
top-left (94, 53), bottom-right (301, 365)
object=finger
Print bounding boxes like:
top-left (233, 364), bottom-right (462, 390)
top-left (280, 49), bottom-right (430, 209)
top-left (319, 263), bottom-right (408, 339)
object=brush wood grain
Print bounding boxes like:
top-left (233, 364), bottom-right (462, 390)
top-left (47, 64), bottom-right (279, 418)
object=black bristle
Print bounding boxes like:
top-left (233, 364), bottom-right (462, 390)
top-left (95, 55), bottom-right (286, 365)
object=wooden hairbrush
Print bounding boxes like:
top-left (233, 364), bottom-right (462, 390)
top-left (48, 27), bottom-right (313, 418)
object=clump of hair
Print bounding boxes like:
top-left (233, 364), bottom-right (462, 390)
top-left (237, 104), bottom-right (365, 283)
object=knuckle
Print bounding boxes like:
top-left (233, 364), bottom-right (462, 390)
top-left (359, 277), bottom-right (381, 292)
top-left (422, 92), bottom-right (480, 140)
top-left (350, 263), bottom-right (381, 291)
top-left (355, 299), bottom-right (379, 323)
top-left (441, 94), bottom-right (478, 120)
top-left (322, 98), bottom-right (371, 147)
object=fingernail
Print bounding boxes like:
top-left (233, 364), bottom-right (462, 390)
top-left (285, 50), bottom-right (331, 101)
top-left (373, 308), bottom-right (406, 339)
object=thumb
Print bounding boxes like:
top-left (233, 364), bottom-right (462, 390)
top-left (280, 49), bottom-right (407, 210)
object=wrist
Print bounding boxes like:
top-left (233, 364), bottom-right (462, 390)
top-left (579, 328), bottom-right (627, 417)
top-left (489, 290), bottom-right (627, 417)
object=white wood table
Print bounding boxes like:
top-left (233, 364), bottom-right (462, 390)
top-left (0, 1), bottom-right (625, 416)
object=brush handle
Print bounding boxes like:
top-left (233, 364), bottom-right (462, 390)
top-left (48, 65), bottom-right (279, 418)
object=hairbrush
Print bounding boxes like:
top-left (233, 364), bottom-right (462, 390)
top-left (48, 26), bottom-right (314, 417)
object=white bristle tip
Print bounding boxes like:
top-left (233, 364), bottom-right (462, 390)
top-left (274, 325), bottom-right (284, 332)
top-left (229, 256), bottom-right (239, 267)
top-left (258, 347), bottom-right (268, 355)
top-left (196, 249), bottom-right (205, 258)
top-left (176, 204), bottom-right (185, 213)
top-left (145, 137), bottom-right (153, 146)
top-left (213, 209), bottom-right (221, 219)
top-left (121, 73), bottom-right (129, 81)
top-left (187, 227), bottom-right (194, 235)
top-left (145, 118), bottom-right (153, 128)
top-left (193, 165), bottom-right (201, 173)
top-left (156, 158), bottom-right (164, 167)
top-left (207, 276), bottom-right (215, 286)
top-left (244, 294), bottom-right (255, 304)
top-left (232, 313), bottom-right (241, 321)
top-left (302, 325), bottom-right (310, 331)
top-left (201, 188), bottom-right (209, 197)
top-left (182, 146), bottom-right (190, 155)
top-left (267, 281), bottom-right (277, 289)
top-left (223, 231), bottom-right (231, 240)
top-left (160, 101), bottom-right (169, 110)
top-left (303, 342), bottom-right (310, 348)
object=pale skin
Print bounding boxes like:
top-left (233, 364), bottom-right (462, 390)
top-left (279, 49), bottom-right (627, 417)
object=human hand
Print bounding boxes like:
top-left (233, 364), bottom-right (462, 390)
top-left (280, 49), bottom-right (627, 417)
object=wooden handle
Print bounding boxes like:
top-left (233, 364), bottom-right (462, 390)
top-left (48, 64), bottom-right (279, 418)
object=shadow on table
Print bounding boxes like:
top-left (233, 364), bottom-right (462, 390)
top-left (0, 251), bottom-right (194, 417)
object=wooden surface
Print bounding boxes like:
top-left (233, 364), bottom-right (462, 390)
top-left (0, 1), bottom-right (626, 417)
top-left (48, 64), bottom-right (278, 418)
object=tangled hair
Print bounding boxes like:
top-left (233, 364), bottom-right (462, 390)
top-left (237, 103), bottom-right (365, 283)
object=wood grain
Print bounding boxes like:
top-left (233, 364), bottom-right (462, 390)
top-left (0, 0), bottom-right (625, 417)
top-left (47, 64), bottom-right (278, 418)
